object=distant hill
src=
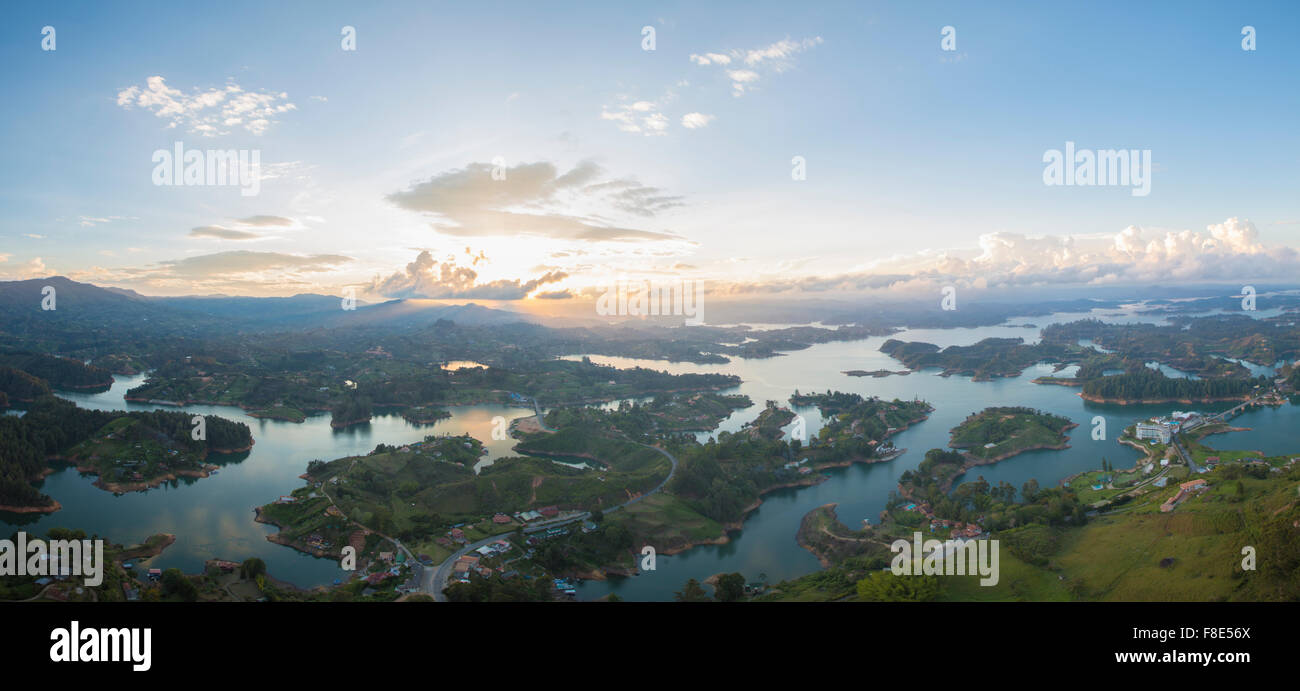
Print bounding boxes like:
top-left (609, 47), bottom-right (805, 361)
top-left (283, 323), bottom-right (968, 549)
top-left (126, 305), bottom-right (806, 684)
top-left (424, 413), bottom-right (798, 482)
top-left (0, 277), bottom-right (534, 343)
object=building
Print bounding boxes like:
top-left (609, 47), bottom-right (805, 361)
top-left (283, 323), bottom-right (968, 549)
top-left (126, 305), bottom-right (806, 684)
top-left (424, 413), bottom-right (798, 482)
top-left (1135, 422), bottom-right (1172, 444)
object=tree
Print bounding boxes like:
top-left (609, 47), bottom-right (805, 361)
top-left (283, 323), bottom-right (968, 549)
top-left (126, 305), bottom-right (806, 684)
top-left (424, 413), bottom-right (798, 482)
top-left (240, 557), bottom-right (266, 579)
top-left (161, 568), bottom-right (198, 602)
top-left (854, 571), bottom-right (940, 602)
top-left (674, 578), bottom-right (710, 602)
top-left (713, 572), bottom-right (746, 602)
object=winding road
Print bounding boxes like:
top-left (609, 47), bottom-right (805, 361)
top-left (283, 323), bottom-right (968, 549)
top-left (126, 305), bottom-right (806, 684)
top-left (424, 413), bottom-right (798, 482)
top-left (428, 399), bottom-right (678, 601)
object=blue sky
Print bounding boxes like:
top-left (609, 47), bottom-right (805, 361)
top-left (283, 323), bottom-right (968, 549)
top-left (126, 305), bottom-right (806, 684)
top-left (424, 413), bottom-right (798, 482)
top-left (2, 0), bottom-right (1298, 299)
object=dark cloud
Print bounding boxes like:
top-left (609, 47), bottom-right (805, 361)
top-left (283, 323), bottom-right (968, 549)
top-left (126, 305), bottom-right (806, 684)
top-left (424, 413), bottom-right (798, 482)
top-left (368, 250), bottom-right (568, 300)
top-left (532, 289), bottom-right (574, 300)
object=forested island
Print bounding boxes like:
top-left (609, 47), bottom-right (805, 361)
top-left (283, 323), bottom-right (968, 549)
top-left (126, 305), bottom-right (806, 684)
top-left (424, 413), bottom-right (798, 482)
top-left (949, 406), bottom-right (1077, 462)
top-left (0, 394), bottom-right (252, 510)
top-left (1080, 368), bottom-right (1266, 404)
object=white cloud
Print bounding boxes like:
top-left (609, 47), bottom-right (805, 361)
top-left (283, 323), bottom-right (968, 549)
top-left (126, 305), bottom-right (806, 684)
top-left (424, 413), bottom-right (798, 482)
top-left (77, 215), bottom-right (135, 228)
top-left (601, 100), bottom-right (671, 136)
top-left (689, 52), bottom-right (731, 66)
top-left (692, 36), bottom-right (823, 97)
top-left (0, 257), bottom-right (48, 280)
top-left (115, 76), bottom-right (296, 136)
top-left (681, 112), bottom-right (716, 129)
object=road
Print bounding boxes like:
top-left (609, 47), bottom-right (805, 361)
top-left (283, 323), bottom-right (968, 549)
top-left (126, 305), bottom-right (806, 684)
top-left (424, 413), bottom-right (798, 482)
top-left (429, 398), bottom-right (678, 601)
top-left (1170, 391), bottom-right (1273, 474)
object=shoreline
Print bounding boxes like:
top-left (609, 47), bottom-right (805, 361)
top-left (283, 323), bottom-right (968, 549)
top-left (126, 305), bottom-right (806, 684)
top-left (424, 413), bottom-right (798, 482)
top-left (0, 499), bottom-right (62, 514)
top-left (253, 506), bottom-right (344, 560)
top-left (1078, 392), bottom-right (1252, 405)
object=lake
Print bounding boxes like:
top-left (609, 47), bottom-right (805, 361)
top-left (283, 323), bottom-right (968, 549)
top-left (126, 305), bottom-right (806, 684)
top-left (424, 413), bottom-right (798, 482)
top-left (3, 312), bottom-right (1294, 598)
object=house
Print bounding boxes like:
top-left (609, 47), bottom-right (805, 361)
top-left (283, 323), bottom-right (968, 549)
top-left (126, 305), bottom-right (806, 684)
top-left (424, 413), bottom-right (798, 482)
top-left (449, 528), bottom-right (465, 540)
top-left (1162, 479), bottom-right (1209, 512)
top-left (492, 513), bottom-right (511, 524)
top-left (539, 505), bottom-right (560, 518)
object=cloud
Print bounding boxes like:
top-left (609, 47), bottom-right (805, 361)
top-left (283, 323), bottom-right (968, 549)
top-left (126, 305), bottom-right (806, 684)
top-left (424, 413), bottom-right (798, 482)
top-left (0, 257), bottom-right (49, 280)
top-left (689, 52), bottom-right (731, 66)
top-left (77, 215), bottom-right (134, 228)
top-left (386, 160), bottom-right (684, 242)
top-left (691, 36), bottom-right (823, 96)
top-left (236, 215), bottom-right (295, 227)
top-left (601, 100), bottom-right (672, 137)
top-left (154, 251), bottom-right (351, 279)
top-left (189, 225), bottom-right (262, 240)
top-left (533, 289), bottom-right (574, 300)
top-left (65, 251), bottom-right (351, 295)
top-left (367, 250), bottom-right (567, 300)
top-left (581, 179), bottom-right (684, 217)
top-left (681, 112), bottom-right (716, 129)
top-left (115, 76), bottom-right (296, 136)
top-left (717, 217), bottom-right (1299, 297)
top-left (186, 215), bottom-right (301, 241)
top-left (741, 37), bottom-right (824, 67)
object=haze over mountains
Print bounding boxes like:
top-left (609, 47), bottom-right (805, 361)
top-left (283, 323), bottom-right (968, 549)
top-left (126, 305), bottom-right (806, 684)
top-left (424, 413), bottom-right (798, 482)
top-left (4, 277), bottom-right (1300, 348)
top-left (0, 276), bottom-right (536, 335)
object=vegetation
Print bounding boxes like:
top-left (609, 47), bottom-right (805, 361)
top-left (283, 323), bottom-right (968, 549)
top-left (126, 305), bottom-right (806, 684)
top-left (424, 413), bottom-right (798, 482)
top-left (0, 395), bottom-right (251, 507)
top-left (949, 406), bottom-right (1075, 460)
top-left (1082, 367), bottom-right (1264, 403)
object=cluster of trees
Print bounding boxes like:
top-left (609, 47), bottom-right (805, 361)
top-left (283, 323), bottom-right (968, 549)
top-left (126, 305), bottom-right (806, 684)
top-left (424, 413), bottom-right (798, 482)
top-left (160, 568), bottom-right (199, 602)
top-left (880, 337), bottom-right (1071, 379)
top-left (949, 406), bottom-right (1072, 448)
top-left (0, 366), bottom-right (52, 403)
top-left (330, 394), bottom-right (373, 427)
top-left (531, 520), bottom-right (635, 574)
top-left (0, 415), bottom-right (54, 507)
top-left (0, 395), bottom-right (251, 508)
top-left (444, 573), bottom-right (552, 602)
top-left (674, 573), bottom-right (745, 602)
top-left (669, 448), bottom-right (761, 524)
top-left (896, 449), bottom-right (1087, 531)
top-left (855, 570), bottom-right (940, 602)
top-left (0, 351), bottom-right (113, 390)
top-left (1083, 368), bottom-right (1264, 401)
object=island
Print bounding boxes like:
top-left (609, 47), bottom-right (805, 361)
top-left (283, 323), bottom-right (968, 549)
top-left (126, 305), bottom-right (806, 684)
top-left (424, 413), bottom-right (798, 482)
top-left (948, 406), bottom-right (1077, 463)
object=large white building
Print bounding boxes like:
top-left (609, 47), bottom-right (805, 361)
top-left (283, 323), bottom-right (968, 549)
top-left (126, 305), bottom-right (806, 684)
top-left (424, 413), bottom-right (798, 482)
top-left (1135, 422), bottom-right (1172, 444)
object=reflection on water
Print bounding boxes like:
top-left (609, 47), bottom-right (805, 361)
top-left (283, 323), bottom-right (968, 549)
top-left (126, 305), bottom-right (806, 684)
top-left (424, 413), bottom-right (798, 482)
top-left (0, 372), bottom-right (532, 588)
top-left (4, 307), bottom-right (1296, 597)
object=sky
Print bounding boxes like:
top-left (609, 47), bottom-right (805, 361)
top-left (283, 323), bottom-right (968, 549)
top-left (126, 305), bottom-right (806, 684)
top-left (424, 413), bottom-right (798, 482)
top-left (1, 0), bottom-right (1298, 304)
